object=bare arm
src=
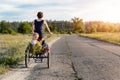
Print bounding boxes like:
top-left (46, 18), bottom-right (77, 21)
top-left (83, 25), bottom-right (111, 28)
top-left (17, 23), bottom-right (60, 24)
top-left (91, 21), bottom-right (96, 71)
top-left (44, 20), bottom-right (53, 34)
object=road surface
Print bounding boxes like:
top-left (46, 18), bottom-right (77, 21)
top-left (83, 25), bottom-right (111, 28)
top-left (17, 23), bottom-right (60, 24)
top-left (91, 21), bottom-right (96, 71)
top-left (66, 35), bottom-right (120, 80)
top-left (1, 34), bottom-right (120, 80)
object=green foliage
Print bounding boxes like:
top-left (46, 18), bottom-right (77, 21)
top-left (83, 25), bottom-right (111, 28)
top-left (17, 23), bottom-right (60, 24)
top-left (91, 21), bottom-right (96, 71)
top-left (71, 17), bottom-right (85, 33)
top-left (3, 28), bottom-right (17, 35)
top-left (11, 22), bottom-right (21, 31)
top-left (4, 57), bottom-right (18, 66)
top-left (44, 25), bottom-right (57, 33)
top-left (49, 25), bottom-right (57, 32)
top-left (0, 20), bottom-right (74, 34)
top-left (0, 20), bottom-right (16, 34)
top-left (0, 64), bottom-right (8, 74)
top-left (48, 20), bottom-right (73, 34)
top-left (0, 46), bottom-right (24, 68)
top-left (18, 22), bottom-right (31, 34)
top-left (0, 34), bottom-right (32, 71)
top-left (28, 42), bottom-right (43, 54)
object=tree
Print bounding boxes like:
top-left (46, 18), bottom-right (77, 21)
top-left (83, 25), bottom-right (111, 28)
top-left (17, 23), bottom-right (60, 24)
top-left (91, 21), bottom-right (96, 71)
top-left (49, 25), bottom-right (57, 32)
top-left (0, 20), bottom-right (16, 34)
top-left (18, 22), bottom-right (31, 34)
top-left (11, 22), bottom-right (21, 31)
top-left (71, 17), bottom-right (85, 33)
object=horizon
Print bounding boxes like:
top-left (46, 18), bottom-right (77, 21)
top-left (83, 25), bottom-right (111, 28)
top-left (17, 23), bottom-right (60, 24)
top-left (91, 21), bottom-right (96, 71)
top-left (0, 0), bottom-right (120, 23)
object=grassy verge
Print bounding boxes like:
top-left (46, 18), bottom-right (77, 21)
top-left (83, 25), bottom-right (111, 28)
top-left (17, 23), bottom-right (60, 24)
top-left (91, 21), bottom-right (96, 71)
top-left (0, 34), bottom-right (31, 74)
top-left (80, 32), bottom-right (120, 45)
top-left (0, 33), bottom-right (63, 74)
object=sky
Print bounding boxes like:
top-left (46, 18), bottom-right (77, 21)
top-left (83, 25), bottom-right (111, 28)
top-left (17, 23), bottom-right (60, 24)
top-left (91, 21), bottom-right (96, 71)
top-left (0, 0), bottom-right (120, 22)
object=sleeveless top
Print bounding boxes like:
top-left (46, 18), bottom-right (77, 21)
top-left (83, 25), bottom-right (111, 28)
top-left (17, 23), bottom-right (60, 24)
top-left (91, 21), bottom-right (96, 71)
top-left (34, 19), bottom-right (44, 34)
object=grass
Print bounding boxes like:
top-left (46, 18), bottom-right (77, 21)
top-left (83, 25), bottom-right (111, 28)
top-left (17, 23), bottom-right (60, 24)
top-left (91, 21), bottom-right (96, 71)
top-left (80, 32), bottom-right (120, 45)
top-left (0, 65), bottom-right (9, 74)
top-left (0, 34), bottom-right (32, 74)
top-left (0, 34), bottom-right (31, 52)
top-left (0, 33), bottom-right (62, 74)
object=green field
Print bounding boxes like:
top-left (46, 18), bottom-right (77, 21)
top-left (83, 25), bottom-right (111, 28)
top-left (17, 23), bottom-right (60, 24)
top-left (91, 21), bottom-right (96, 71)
top-left (80, 32), bottom-right (120, 45)
top-left (0, 34), bottom-right (62, 74)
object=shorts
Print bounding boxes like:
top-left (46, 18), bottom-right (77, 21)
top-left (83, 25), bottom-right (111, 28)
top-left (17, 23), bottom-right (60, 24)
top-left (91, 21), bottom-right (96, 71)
top-left (35, 32), bottom-right (44, 41)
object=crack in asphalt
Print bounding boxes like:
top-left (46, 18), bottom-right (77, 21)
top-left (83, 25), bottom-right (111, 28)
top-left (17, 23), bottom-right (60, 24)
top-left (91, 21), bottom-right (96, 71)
top-left (65, 36), bottom-right (82, 80)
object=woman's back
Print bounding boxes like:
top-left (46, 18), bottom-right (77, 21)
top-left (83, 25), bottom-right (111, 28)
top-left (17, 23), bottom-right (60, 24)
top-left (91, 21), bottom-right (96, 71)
top-left (34, 19), bottom-right (44, 34)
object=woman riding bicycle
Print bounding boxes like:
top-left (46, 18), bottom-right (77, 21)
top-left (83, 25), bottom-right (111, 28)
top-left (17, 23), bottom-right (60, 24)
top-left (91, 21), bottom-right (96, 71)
top-left (32, 11), bottom-right (53, 44)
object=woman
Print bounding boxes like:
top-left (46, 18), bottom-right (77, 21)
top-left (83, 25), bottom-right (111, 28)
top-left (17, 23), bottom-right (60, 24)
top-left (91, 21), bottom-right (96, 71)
top-left (32, 11), bottom-right (52, 44)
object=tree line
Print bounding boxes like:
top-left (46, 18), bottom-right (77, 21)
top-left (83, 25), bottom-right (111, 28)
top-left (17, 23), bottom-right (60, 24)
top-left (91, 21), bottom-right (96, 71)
top-left (84, 21), bottom-right (120, 33)
top-left (71, 17), bottom-right (120, 33)
top-left (0, 17), bottom-right (120, 34)
top-left (0, 20), bottom-right (31, 34)
top-left (0, 20), bottom-right (73, 34)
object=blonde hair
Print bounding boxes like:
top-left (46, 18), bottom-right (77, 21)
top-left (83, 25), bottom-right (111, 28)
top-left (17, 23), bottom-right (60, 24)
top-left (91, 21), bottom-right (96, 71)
top-left (33, 33), bottom-right (39, 38)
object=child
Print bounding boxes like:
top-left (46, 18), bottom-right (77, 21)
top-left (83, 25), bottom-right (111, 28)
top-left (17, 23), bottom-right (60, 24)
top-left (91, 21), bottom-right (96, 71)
top-left (31, 33), bottom-right (39, 46)
top-left (29, 33), bottom-right (43, 54)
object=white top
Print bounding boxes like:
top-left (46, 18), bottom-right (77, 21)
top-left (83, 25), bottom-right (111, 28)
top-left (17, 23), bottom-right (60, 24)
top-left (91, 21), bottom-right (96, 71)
top-left (31, 40), bottom-right (37, 45)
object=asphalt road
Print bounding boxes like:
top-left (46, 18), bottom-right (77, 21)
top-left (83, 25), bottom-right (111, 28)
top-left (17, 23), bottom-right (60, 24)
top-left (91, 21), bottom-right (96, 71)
top-left (1, 34), bottom-right (120, 80)
top-left (66, 34), bottom-right (120, 80)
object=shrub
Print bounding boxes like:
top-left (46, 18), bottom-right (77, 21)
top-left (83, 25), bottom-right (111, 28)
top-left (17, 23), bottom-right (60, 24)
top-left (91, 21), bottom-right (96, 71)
top-left (18, 22), bottom-right (31, 34)
top-left (0, 20), bottom-right (16, 34)
top-left (0, 46), bottom-right (24, 67)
